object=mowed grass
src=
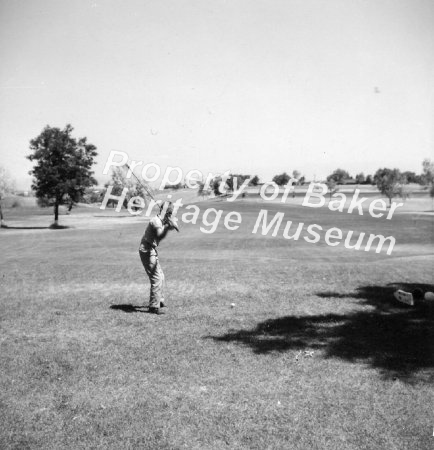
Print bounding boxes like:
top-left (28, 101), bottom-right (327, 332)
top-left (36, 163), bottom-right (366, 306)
top-left (0, 197), bottom-right (433, 449)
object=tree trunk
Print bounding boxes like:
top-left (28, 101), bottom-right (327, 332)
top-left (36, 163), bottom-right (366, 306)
top-left (0, 199), bottom-right (5, 227)
top-left (54, 202), bottom-right (59, 226)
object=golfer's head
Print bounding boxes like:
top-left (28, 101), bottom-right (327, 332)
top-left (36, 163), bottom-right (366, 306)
top-left (159, 201), bottom-right (174, 219)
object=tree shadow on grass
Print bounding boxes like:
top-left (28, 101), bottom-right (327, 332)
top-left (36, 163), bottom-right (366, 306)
top-left (1, 224), bottom-right (70, 230)
top-left (49, 224), bottom-right (70, 229)
top-left (209, 283), bottom-right (434, 381)
top-left (1, 226), bottom-right (50, 229)
top-left (316, 282), bottom-right (433, 310)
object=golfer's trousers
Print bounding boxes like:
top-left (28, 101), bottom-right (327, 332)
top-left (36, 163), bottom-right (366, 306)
top-left (139, 249), bottom-right (165, 308)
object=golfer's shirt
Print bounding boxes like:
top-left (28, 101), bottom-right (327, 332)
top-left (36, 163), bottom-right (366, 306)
top-left (139, 215), bottom-right (164, 255)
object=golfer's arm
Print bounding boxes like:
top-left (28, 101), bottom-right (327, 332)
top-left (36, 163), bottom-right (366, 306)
top-left (156, 223), bottom-right (171, 241)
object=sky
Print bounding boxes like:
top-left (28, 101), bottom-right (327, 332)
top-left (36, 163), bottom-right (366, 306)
top-left (0, 0), bottom-right (433, 189)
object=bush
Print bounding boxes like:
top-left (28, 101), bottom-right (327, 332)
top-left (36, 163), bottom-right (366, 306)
top-left (272, 172), bottom-right (290, 186)
top-left (163, 183), bottom-right (183, 190)
top-left (82, 190), bottom-right (103, 203)
top-left (11, 200), bottom-right (21, 208)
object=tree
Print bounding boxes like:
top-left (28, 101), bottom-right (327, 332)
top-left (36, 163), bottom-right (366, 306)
top-left (421, 158), bottom-right (434, 185)
top-left (326, 168), bottom-right (350, 184)
top-left (211, 177), bottom-right (224, 196)
top-left (226, 174), bottom-right (250, 192)
top-left (365, 174), bottom-right (374, 185)
top-left (163, 182), bottom-right (183, 190)
top-left (272, 172), bottom-right (290, 186)
top-left (0, 165), bottom-right (16, 227)
top-left (374, 168), bottom-right (406, 206)
top-left (355, 172), bottom-right (365, 184)
top-left (249, 175), bottom-right (260, 186)
top-left (325, 179), bottom-right (339, 199)
top-left (27, 124), bottom-right (98, 226)
top-left (401, 171), bottom-right (418, 184)
top-left (82, 187), bottom-right (103, 204)
top-left (197, 182), bottom-right (211, 199)
top-left (292, 170), bottom-right (301, 182)
top-left (104, 166), bottom-right (150, 209)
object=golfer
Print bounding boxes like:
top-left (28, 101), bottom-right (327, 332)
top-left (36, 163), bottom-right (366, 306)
top-left (139, 201), bottom-right (178, 315)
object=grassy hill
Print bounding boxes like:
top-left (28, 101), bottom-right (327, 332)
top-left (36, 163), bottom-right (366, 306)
top-left (0, 193), bottom-right (433, 449)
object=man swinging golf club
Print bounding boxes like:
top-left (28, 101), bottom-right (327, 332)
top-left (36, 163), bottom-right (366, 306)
top-left (139, 201), bottom-right (179, 315)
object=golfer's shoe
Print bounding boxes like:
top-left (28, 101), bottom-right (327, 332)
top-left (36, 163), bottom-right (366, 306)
top-left (148, 307), bottom-right (166, 315)
top-left (160, 301), bottom-right (166, 308)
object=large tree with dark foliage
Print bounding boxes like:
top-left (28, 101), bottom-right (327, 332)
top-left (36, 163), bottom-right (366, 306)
top-left (374, 168), bottom-right (405, 206)
top-left (249, 175), bottom-right (260, 186)
top-left (326, 168), bottom-right (350, 184)
top-left (272, 172), bottom-right (290, 186)
top-left (355, 172), bottom-right (365, 184)
top-left (27, 124), bottom-right (98, 226)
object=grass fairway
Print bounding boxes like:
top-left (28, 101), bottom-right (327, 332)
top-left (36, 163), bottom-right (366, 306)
top-left (0, 197), bottom-right (433, 449)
